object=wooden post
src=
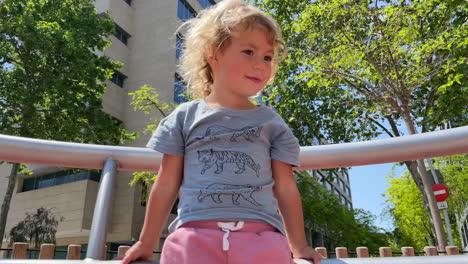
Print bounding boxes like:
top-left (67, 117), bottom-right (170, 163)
top-left (118, 246), bottom-right (130, 258)
top-left (39, 244), bottom-right (56, 259)
top-left (12, 242), bottom-right (28, 259)
top-left (356, 247), bottom-right (369, 258)
top-left (424, 246), bottom-right (438, 256)
top-left (335, 247), bottom-right (348, 258)
top-left (401, 247), bottom-right (415, 256)
top-left (446, 246), bottom-right (459, 255)
top-left (67, 244), bottom-right (81, 260)
top-left (379, 247), bottom-right (392, 257)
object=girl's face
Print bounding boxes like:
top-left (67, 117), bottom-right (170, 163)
top-left (209, 26), bottom-right (274, 99)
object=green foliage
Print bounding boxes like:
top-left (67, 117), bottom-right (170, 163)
top-left (434, 154), bottom-right (468, 216)
top-left (129, 171), bottom-right (157, 204)
top-left (0, 0), bottom-right (134, 143)
top-left (256, 0), bottom-right (467, 249)
top-left (384, 171), bottom-right (433, 250)
top-left (297, 171), bottom-right (388, 250)
top-left (434, 154), bottom-right (468, 248)
top-left (385, 155), bottom-right (468, 250)
top-left (256, 0), bottom-right (467, 140)
top-left (8, 207), bottom-right (64, 248)
top-left (129, 85), bottom-right (177, 135)
top-left (0, 0), bottom-right (136, 244)
top-left (128, 85), bottom-right (177, 197)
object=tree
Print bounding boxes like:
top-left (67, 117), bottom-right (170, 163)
top-left (127, 85), bottom-right (176, 202)
top-left (296, 171), bottom-right (388, 250)
top-left (385, 154), bottom-right (468, 250)
top-left (385, 171), bottom-right (434, 250)
top-left (8, 207), bottom-right (64, 249)
top-left (255, 0), bottom-right (467, 250)
top-left (0, 0), bottom-right (135, 243)
top-left (434, 154), bottom-right (468, 248)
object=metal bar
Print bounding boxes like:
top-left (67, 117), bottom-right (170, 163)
top-left (85, 159), bottom-right (118, 260)
top-left (0, 135), bottom-right (162, 172)
top-left (298, 126), bottom-right (468, 170)
top-left (2, 256), bottom-right (468, 263)
top-left (0, 126), bottom-right (467, 171)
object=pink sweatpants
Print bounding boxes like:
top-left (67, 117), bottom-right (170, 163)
top-left (160, 220), bottom-right (294, 264)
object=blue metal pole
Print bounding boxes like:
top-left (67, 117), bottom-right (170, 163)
top-left (85, 159), bottom-right (118, 260)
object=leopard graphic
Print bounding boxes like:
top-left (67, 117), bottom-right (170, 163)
top-left (204, 125), bottom-right (262, 142)
top-left (197, 183), bottom-right (262, 206)
top-left (197, 149), bottom-right (260, 177)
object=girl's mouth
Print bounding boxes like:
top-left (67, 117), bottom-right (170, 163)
top-left (246, 76), bottom-right (261, 83)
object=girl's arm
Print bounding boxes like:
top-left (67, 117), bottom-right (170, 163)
top-left (121, 153), bottom-right (184, 264)
top-left (272, 159), bottom-right (323, 264)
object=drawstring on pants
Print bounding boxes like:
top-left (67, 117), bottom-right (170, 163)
top-left (217, 221), bottom-right (245, 251)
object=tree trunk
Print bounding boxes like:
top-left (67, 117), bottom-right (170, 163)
top-left (400, 110), bottom-right (447, 251)
top-left (404, 160), bottom-right (437, 245)
top-left (0, 163), bottom-right (20, 246)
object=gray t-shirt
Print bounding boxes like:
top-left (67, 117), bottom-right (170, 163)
top-left (146, 99), bottom-right (300, 234)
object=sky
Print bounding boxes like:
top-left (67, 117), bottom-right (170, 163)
top-left (349, 162), bottom-right (406, 232)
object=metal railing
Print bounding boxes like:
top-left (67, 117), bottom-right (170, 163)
top-left (0, 125), bottom-right (468, 264)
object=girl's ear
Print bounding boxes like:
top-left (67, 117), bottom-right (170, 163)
top-left (206, 45), bottom-right (219, 68)
top-left (206, 52), bottom-right (216, 67)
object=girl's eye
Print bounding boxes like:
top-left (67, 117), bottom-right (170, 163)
top-left (264, 56), bottom-right (272, 62)
top-left (243, 50), bottom-right (253, 55)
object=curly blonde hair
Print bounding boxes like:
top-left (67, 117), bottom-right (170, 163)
top-left (178, 0), bottom-right (286, 99)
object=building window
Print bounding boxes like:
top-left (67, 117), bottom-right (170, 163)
top-left (340, 179), bottom-right (346, 190)
top-left (22, 170), bottom-right (101, 192)
top-left (176, 34), bottom-right (184, 59)
top-left (343, 169), bottom-right (350, 182)
top-left (174, 73), bottom-right (188, 103)
top-left (333, 188), bottom-right (340, 196)
top-left (111, 71), bottom-right (127, 88)
top-left (114, 24), bottom-right (130, 45)
top-left (341, 195), bottom-right (347, 205)
top-left (197, 0), bottom-right (215, 9)
top-left (123, 0), bottom-right (132, 5)
top-left (178, 0), bottom-right (196, 21)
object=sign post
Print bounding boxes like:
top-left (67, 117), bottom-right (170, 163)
top-left (427, 158), bottom-right (454, 246)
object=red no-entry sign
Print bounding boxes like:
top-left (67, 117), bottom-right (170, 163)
top-left (432, 184), bottom-right (449, 202)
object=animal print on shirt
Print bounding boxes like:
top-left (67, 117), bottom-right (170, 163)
top-left (204, 125), bottom-right (262, 142)
top-left (197, 149), bottom-right (260, 177)
top-left (197, 183), bottom-right (262, 206)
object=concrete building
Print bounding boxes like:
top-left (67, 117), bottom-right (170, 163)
top-left (1, 0), bottom-right (218, 255)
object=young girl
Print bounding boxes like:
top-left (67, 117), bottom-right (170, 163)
top-left (122, 1), bottom-right (323, 263)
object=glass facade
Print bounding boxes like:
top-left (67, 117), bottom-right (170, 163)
top-left (22, 170), bottom-right (101, 192)
top-left (174, 74), bottom-right (188, 104)
top-left (178, 0), bottom-right (196, 21)
top-left (197, 0), bottom-right (216, 9)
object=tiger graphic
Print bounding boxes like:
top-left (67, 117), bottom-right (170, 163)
top-left (197, 183), bottom-right (262, 206)
top-left (204, 125), bottom-right (262, 142)
top-left (197, 149), bottom-right (260, 177)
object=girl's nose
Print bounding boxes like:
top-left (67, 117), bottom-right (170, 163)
top-left (252, 57), bottom-right (264, 70)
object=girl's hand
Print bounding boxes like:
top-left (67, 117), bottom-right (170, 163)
top-left (293, 246), bottom-right (323, 264)
top-left (119, 241), bottom-right (154, 264)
